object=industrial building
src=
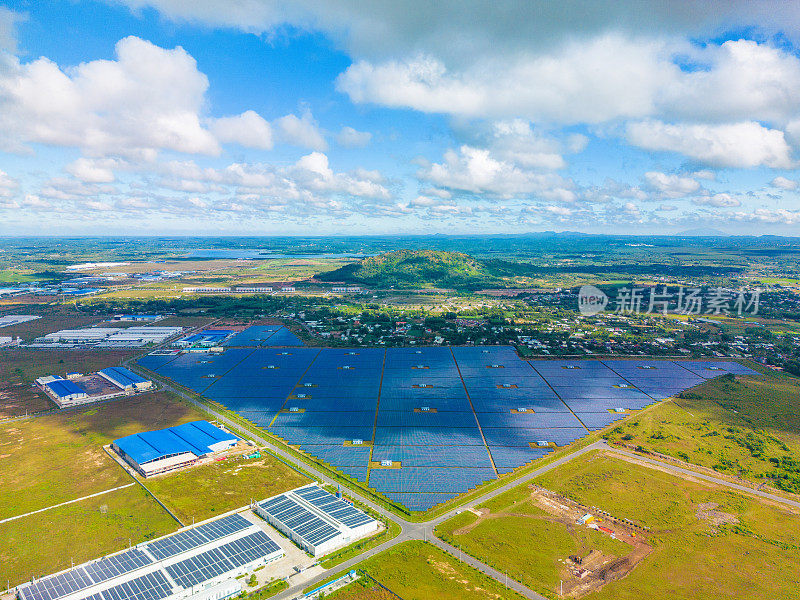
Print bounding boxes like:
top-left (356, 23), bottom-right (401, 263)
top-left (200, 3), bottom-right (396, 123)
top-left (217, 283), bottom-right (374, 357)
top-left (15, 513), bottom-right (284, 600)
top-left (173, 330), bottom-right (234, 347)
top-left (112, 314), bottom-right (164, 322)
top-left (0, 314), bottom-right (40, 328)
top-left (98, 367), bottom-right (153, 392)
top-left (41, 378), bottom-right (89, 406)
top-left (30, 326), bottom-right (182, 348)
top-left (112, 420), bottom-right (239, 477)
top-left (255, 484), bottom-right (379, 556)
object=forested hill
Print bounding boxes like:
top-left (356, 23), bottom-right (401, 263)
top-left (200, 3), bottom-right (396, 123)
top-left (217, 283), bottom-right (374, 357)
top-left (315, 250), bottom-right (502, 289)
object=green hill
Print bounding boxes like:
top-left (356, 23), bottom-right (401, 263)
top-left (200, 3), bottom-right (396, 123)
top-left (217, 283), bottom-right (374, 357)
top-left (316, 250), bottom-right (503, 289)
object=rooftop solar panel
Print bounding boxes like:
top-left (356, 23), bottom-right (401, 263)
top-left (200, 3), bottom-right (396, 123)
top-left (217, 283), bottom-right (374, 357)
top-left (145, 514), bottom-right (250, 560)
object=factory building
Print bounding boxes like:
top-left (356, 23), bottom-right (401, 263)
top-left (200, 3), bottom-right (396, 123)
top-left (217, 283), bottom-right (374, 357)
top-left (98, 367), bottom-right (153, 392)
top-left (112, 421), bottom-right (239, 477)
top-left (255, 484), bottom-right (379, 557)
top-left (42, 378), bottom-right (89, 406)
top-left (16, 513), bottom-right (284, 600)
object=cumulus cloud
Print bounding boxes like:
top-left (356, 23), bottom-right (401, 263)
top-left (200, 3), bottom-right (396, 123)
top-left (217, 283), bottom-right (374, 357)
top-left (336, 126), bottom-right (372, 147)
top-left (418, 145), bottom-right (570, 198)
top-left (274, 111), bottom-right (327, 150)
top-left (644, 171), bottom-right (701, 198)
top-left (210, 110), bottom-right (274, 150)
top-left (65, 158), bottom-right (120, 183)
top-left (627, 121), bottom-right (794, 168)
top-left (771, 176), bottom-right (798, 190)
top-left (0, 36), bottom-right (220, 158)
top-left (692, 193), bottom-right (742, 207)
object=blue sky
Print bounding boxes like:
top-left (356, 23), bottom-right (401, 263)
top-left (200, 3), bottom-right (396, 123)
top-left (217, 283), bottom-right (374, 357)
top-left (1, 1), bottom-right (800, 235)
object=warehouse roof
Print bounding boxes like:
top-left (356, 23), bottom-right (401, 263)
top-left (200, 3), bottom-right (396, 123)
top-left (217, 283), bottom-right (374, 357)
top-left (114, 421), bottom-right (238, 465)
top-left (98, 366), bottom-right (148, 387)
top-left (44, 379), bottom-right (87, 398)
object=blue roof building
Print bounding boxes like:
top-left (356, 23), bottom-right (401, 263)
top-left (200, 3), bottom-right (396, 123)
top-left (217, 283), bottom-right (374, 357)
top-left (44, 379), bottom-right (88, 404)
top-left (98, 366), bottom-right (152, 391)
top-left (112, 421), bottom-right (239, 476)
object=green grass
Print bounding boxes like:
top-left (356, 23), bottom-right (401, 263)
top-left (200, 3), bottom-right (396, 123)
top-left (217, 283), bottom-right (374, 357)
top-left (436, 495), bottom-right (630, 594)
top-left (0, 391), bottom-right (204, 519)
top-left (320, 541), bottom-right (526, 600)
top-left (0, 485), bottom-right (177, 587)
top-left (245, 579), bottom-right (289, 599)
top-left (144, 452), bottom-right (309, 523)
top-left (604, 368), bottom-right (800, 495)
top-left (534, 451), bottom-right (800, 599)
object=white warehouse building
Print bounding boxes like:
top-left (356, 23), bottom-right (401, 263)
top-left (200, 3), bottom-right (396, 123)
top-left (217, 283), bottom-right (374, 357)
top-left (255, 484), bottom-right (379, 557)
top-left (16, 513), bottom-right (283, 600)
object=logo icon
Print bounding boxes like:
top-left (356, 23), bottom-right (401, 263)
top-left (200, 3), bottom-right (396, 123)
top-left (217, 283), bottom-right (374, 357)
top-left (578, 285), bottom-right (608, 316)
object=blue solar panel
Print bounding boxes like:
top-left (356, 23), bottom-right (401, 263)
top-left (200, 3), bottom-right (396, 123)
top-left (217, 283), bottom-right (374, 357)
top-left (146, 514), bottom-right (251, 560)
top-left (368, 466), bottom-right (496, 493)
top-left (139, 346), bottom-right (753, 512)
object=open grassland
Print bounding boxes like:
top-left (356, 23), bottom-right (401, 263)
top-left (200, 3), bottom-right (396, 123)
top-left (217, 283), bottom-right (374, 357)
top-left (145, 452), bottom-right (309, 522)
top-left (0, 485), bottom-right (177, 587)
top-left (325, 541), bottom-right (526, 600)
top-left (604, 368), bottom-right (800, 495)
top-left (0, 392), bottom-right (201, 519)
top-left (436, 487), bottom-right (632, 596)
top-left (532, 451), bottom-right (800, 599)
top-left (0, 349), bottom-right (136, 417)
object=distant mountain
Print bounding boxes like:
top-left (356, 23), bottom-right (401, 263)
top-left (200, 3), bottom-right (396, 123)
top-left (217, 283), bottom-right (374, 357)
top-left (676, 228), bottom-right (730, 237)
top-left (316, 250), bottom-right (502, 289)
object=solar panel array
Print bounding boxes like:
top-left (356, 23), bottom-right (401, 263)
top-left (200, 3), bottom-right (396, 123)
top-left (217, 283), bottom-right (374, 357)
top-left (139, 336), bottom-right (758, 512)
top-left (165, 532), bottom-right (279, 588)
top-left (20, 550), bottom-right (154, 600)
top-left (18, 514), bottom-right (283, 600)
top-left (145, 514), bottom-right (251, 560)
top-left (259, 495), bottom-right (341, 547)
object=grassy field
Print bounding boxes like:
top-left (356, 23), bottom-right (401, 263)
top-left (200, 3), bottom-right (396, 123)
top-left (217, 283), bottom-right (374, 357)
top-left (435, 488), bottom-right (631, 595)
top-left (603, 368), bottom-right (800, 495)
top-left (532, 451), bottom-right (800, 599)
top-left (0, 392), bottom-right (202, 519)
top-left (325, 541), bottom-right (526, 600)
top-left (0, 485), bottom-right (177, 587)
top-left (0, 348), bottom-right (137, 417)
top-left (144, 452), bottom-right (309, 522)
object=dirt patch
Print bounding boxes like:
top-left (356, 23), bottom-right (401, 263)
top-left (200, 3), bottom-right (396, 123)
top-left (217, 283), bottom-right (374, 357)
top-left (428, 557), bottom-right (502, 599)
top-left (695, 502), bottom-right (739, 528)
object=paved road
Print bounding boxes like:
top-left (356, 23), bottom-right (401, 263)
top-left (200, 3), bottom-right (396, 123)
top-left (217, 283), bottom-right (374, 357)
top-left (604, 442), bottom-right (800, 510)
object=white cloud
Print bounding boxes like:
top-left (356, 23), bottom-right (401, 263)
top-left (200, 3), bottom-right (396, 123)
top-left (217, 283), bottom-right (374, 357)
top-left (65, 158), bottom-right (119, 183)
top-left (644, 171), bottom-right (701, 198)
top-left (692, 193), bottom-right (741, 207)
top-left (627, 121), bottom-right (794, 168)
top-left (418, 145), bottom-right (570, 197)
top-left (0, 36), bottom-right (219, 158)
top-left (274, 111), bottom-right (327, 150)
top-left (210, 110), bottom-right (274, 150)
top-left (0, 7), bottom-right (24, 53)
top-left (771, 176), bottom-right (798, 190)
top-left (0, 169), bottom-right (18, 197)
top-left (338, 35), bottom-right (672, 124)
top-left (336, 126), bottom-right (372, 147)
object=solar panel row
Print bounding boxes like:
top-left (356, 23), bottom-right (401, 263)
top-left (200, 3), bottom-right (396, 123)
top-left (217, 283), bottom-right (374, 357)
top-left (140, 341), bottom-right (758, 511)
top-left (146, 514), bottom-right (250, 561)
